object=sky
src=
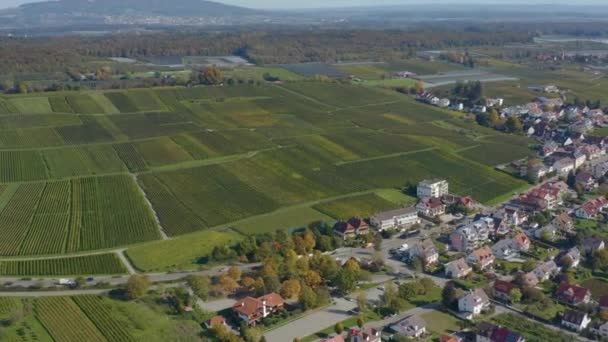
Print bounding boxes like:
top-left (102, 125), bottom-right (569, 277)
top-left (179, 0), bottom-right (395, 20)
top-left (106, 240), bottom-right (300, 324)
top-left (0, 0), bottom-right (606, 10)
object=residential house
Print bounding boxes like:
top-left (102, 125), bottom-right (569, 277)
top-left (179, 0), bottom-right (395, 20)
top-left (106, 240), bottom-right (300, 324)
top-left (582, 237), bottom-right (605, 255)
top-left (416, 197), bottom-right (446, 217)
top-left (410, 239), bottom-right (439, 266)
top-left (543, 141), bottom-right (559, 156)
top-left (575, 197), bottom-right (608, 219)
top-left (205, 316), bottom-right (227, 329)
top-left (591, 321), bottom-right (608, 339)
top-left (438, 98), bottom-right (451, 108)
top-left (517, 182), bottom-right (567, 212)
top-left (552, 213), bottom-right (574, 233)
top-left (390, 315), bottom-right (427, 338)
top-left (232, 293), bottom-right (285, 326)
top-left (593, 161), bottom-right (608, 179)
top-left (350, 327), bottom-right (381, 342)
top-left (580, 144), bottom-right (603, 161)
top-left (441, 335), bottom-right (463, 342)
top-left (417, 179), bottom-right (449, 198)
top-left (467, 246), bottom-right (495, 270)
top-left (512, 233), bottom-right (531, 251)
top-left (532, 260), bottom-right (560, 282)
top-left (492, 239), bottom-right (517, 260)
top-left (501, 207), bottom-right (529, 227)
top-left (561, 247), bottom-right (582, 269)
top-left (450, 217), bottom-right (493, 252)
top-left (493, 280), bottom-right (516, 302)
top-left (555, 283), bottom-right (591, 305)
top-left (486, 98), bottom-right (504, 107)
top-left (370, 207), bottom-right (420, 231)
top-left (458, 289), bottom-right (490, 316)
top-left (445, 258), bottom-right (473, 279)
top-left (561, 310), bottom-right (591, 332)
top-left (575, 171), bottom-right (597, 191)
top-left (552, 158), bottom-right (575, 177)
top-left (573, 150), bottom-right (588, 169)
top-left (476, 322), bottom-right (526, 342)
top-left (333, 218), bottom-right (370, 240)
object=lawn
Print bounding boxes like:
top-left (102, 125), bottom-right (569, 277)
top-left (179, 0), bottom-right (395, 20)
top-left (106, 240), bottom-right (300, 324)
top-left (126, 230), bottom-right (243, 272)
top-left (581, 278), bottom-right (608, 300)
top-left (421, 310), bottom-right (461, 334)
top-left (490, 313), bottom-right (582, 342)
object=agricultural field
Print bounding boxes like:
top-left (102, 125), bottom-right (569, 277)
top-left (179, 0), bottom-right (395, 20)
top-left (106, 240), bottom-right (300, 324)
top-left (0, 81), bottom-right (531, 257)
top-left (0, 253), bottom-right (127, 276)
top-left (8, 96), bottom-right (53, 114)
top-left (126, 230), bottom-right (242, 272)
top-left (231, 206), bottom-right (334, 235)
top-left (313, 193), bottom-right (403, 220)
top-left (225, 66), bottom-right (304, 81)
top-left (0, 175), bottom-right (159, 256)
top-left (0, 295), bottom-right (205, 342)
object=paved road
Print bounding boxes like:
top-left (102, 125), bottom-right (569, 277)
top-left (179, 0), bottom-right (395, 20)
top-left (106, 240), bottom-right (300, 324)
top-left (265, 297), bottom-right (356, 342)
top-left (0, 289), bottom-right (111, 297)
top-left (0, 264), bottom-right (260, 293)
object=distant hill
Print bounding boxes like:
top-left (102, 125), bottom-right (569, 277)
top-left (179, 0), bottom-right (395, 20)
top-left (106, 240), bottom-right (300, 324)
top-left (19, 0), bottom-right (257, 17)
top-left (3, 0), bottom-right (261, 29)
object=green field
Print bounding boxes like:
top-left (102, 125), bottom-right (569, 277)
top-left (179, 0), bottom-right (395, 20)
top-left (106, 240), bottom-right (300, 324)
top-left (126, 230), bottom-right (242, 272)
top-left (231, 206), bottom-right (334, 235)
top-left (0, 253), bottom-right (127, 276)
top-left (0, 82), bottom-right (530, 257)
top-left (313, 193), bottom-right (404, 220)
top-left (0, 295), bottom-right (205, 342)
top-left (0, 175), bottom-right (160, 256)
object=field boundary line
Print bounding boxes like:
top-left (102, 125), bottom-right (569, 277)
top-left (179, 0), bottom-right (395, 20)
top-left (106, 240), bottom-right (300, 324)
top-left (334, 147), bottom-right (437, 166)
top-left (273, 84), bottom-right (339, 110)
top-left (131, 174), bottom-right (169, 240)
top-left (327, 99), bottom-right (404, 114)
top-left (115, 249), bottom-right (137, 275)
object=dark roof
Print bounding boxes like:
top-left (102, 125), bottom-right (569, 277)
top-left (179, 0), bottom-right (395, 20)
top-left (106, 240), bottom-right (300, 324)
top-left (563, 309), bottom-right (587, 325)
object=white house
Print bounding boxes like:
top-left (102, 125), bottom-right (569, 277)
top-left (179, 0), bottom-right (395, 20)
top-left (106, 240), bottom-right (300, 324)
top-left (389, 315), bottom-right (426, 338)
top-left (562, 310), bottom-right (591, 332)
top-left (532, 260), bottom-right (560, 282)
top-left (370, 207), bottom-right (420, 231)
top-left (417, 179), bottom-right (449, 198)
top-left (458, 289), bottom-right (490, 316)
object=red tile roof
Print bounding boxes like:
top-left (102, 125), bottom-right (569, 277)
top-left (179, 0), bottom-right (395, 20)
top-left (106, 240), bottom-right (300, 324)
top-left (494, 280), bottom-right (516, 294)
top-left (206, 316), bottom-right (226, 327)
top-left (258, 292), bottom-right (284, 307)
top-left (555, 283), bottom-right (590, 304)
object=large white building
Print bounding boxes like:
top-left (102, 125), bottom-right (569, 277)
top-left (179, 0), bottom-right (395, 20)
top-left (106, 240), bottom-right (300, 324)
top-left (417, 179), bottom-right (449, 198)
top-left (370, 207), bottom-right (420, 231)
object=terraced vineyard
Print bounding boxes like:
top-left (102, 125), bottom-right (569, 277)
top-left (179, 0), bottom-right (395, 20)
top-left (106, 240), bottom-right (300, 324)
top-left (0, 82), bottom-right (532, 264)
top-left (35, 297), bottom-right (107, 342)
top-left (0, 253), bottom-right (127, 276)
top-left (0, 176), bottom-right (159, 256)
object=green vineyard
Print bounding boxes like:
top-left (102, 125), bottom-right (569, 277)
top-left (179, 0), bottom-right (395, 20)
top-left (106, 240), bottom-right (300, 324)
top-left (0, 253), bottom-right (127, 276)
